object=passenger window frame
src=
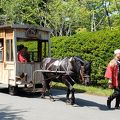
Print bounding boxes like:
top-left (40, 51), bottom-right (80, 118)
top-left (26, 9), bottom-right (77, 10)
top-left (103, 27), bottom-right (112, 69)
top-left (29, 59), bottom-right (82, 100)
top-left (6, 39), bottom-right (13, 61)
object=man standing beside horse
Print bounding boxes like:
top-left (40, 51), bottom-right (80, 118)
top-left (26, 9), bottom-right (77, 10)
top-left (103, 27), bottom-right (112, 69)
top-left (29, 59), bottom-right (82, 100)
top-left (105, 49), bottom-right (120, 109)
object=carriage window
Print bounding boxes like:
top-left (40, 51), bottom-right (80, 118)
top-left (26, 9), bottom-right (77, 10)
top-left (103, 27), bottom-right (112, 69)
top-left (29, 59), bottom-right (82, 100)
top-left (0, 50), bottom-right (3, 62)
top-left (17, 40), bottom-right (49, 62)
top-left (0, 40), bottom-right (3, 62)
top-left (42, 42), bottom-right (48, 58)
top-left (6, 39), bottom-right (13, 61)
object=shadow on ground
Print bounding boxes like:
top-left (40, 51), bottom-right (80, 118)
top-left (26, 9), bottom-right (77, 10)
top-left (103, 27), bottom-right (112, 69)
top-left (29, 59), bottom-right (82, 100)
top-left (51, 89), bottom-right (111, 111)
top-left (0, 88), bottom-right (41, 98)
top-left (0, 106), bottom-right (26, 120)
top-left (75, 98), bottom-right (109, 111)
top-left (0, 88), bottom-right (111, 111)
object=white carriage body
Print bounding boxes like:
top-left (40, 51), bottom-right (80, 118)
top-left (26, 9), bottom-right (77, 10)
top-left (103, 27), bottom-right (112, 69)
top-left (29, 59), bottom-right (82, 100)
top-left (0, 24), bottom-right (51, 93)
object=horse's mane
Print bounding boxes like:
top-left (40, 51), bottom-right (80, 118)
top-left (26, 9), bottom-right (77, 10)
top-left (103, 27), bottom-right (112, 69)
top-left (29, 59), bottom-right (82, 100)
top-left (74, 56), bottom-right (85, 65)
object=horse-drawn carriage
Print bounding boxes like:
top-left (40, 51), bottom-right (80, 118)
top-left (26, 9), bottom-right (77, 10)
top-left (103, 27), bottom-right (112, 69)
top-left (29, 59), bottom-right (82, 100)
top-left (0, 24), bottom-right (91, 104)
top-left (0, 24), bottom-right (52, 94)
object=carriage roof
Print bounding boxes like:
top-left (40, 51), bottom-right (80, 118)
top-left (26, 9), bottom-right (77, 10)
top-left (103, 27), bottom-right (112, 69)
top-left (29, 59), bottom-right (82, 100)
top-left (0, 24), bottom-right (52, 41)
top-left (0, 24), bottom-right (52, 32)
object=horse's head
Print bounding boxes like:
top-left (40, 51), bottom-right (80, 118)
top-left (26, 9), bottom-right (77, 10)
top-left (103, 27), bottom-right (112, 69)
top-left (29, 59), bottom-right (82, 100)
top-left (68, 57), bottom-right (82, 78)
top-left (72, 56), bottom-right (92, 85)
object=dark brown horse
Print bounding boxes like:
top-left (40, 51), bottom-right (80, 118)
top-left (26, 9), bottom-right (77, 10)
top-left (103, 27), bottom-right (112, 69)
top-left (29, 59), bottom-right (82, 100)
top-left (41, 56), bottom-right (91, 105)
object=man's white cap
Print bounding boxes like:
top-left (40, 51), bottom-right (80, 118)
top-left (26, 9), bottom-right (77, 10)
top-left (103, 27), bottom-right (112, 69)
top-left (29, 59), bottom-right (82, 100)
top-left (114, 49), bottom-right (120, 54)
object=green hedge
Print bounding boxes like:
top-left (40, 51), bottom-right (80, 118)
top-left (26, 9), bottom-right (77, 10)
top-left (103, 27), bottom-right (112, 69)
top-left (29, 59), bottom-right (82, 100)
top-left (51, 29), bottom-right (120, 83)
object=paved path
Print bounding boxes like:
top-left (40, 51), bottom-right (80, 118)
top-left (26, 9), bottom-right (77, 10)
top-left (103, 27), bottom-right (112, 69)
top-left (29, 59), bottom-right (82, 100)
top-left (0, 88), bottom-right (119, 120)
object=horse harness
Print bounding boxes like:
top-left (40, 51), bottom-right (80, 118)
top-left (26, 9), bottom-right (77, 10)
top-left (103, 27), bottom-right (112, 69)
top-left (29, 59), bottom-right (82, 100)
top-left (43, 57), bottom-right (75, 83)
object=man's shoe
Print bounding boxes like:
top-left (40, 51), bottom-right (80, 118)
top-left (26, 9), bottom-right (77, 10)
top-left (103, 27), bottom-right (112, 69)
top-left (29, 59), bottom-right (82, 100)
top-left (115, 104), bottom-right (120, 109)
top-left (107, 99), bottom-right (111, 109)
top-left (115, 100), bottom-right (120, 109)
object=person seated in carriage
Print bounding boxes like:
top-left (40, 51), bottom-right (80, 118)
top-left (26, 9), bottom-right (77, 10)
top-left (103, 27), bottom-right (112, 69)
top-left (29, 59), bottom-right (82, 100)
top-left (17, 45), bottom-right (30, 62)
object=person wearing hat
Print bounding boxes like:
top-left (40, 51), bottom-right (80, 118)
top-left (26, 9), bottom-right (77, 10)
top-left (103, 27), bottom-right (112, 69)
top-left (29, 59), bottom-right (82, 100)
top-left (105, 49), bottom-right (120, 109)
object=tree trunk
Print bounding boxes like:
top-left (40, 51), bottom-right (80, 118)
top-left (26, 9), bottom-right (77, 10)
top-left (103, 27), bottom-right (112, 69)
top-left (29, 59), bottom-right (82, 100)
top-left (91, 10), bottom-right (96, 32)
top-left (59, 21), bottom-right (64, 36)
top-left (66, 23), bottom-right (72, 36)
top-left (104, 1), bottom-right (112, 30)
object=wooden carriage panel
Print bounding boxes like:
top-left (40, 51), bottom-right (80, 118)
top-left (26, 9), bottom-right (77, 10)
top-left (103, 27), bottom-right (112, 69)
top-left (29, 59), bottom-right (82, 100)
top-left (0, 63), bottom-right (3, 82)
top-left (3, 69), bottom-right (15, 85)
top-left (16, 63), bottom-right (32, 82)
top-left (3, 70), bottom-right (8, 84)
top-left (16, 62), bottom-right (43, 84)
top-left (4, 62), bottom-right (15, 70)
top-left (15, 28), bottom-right (49, 41)
top-left (4, 62), bottom-right (15, 83)
top-left (15, 29), bottom-right (28, 39)
top-left (0, 29), bottom-right (5, 38)
top-left (0, 24), bottom-right (51, 89)
top-left (5, 29), bottom-right (13, 39)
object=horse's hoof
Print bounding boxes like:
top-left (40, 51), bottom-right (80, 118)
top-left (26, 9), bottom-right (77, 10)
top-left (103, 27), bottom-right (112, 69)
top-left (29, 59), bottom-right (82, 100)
top-left (70, 102), bottom-right (74, 105)
top-left (70, 99), bottom-right (75, 105)
top-left (66, 98), bottom-right (75, 105)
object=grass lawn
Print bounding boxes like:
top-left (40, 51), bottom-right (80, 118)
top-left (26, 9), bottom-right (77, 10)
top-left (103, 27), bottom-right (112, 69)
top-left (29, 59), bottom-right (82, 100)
top-left (52, 82), bottom-right (112, 96)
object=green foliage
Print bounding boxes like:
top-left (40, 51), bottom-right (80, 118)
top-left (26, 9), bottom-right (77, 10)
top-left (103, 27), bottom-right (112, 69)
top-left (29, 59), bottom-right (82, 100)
top-left (0, 0), bottom-right (120, 35)
top-left (97, 79), bottom-right (108, 89)
top-left (51, 29), bottom-right (120, 83)
top-left (0, 0), bottom-right (44, 24)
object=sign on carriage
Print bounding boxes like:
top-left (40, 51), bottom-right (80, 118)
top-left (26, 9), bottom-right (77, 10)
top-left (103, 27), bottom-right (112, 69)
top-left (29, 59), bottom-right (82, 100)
top-left (25, 27), bottom-right (41, 38)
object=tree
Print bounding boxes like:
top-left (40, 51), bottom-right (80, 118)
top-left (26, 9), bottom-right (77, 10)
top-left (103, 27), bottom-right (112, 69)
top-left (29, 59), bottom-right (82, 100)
top-left (0, 0), bottom-right (7, 24)
top-left (0, 0), bottom-right (120, 35)
top-left (47, 0), bottom-right (89, 36)
top-left (0, 0), bottom-right (45, 24)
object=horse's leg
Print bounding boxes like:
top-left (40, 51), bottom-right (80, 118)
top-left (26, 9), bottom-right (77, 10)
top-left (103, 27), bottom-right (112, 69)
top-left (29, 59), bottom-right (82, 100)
top-left (68, 75), bottom-right (75, 105)
top-left (66, 83), bottom-right (75, 105)
top-left (66, 88), bottom-right (70, 103)
top-left (63, 75), bottom-right (75, 105)
top-left (66, 84), bottom-right (75, 105)
top-left (70, 88), bottom-right (75, 105)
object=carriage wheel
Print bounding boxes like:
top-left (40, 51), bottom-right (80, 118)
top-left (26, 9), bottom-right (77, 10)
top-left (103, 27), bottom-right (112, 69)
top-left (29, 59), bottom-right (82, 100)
top-left (8, 85), bottom-right (18, 95)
